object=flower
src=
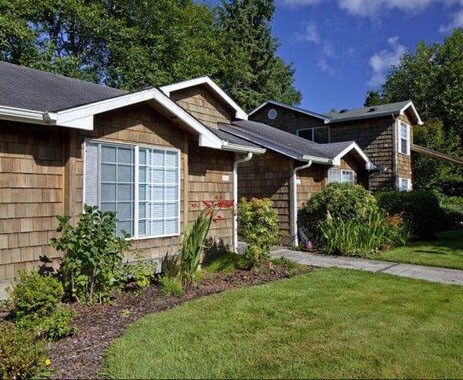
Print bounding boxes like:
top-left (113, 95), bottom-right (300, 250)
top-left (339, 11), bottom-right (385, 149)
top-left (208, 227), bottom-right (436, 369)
top-left (45, 358), bottom-right (52, 366)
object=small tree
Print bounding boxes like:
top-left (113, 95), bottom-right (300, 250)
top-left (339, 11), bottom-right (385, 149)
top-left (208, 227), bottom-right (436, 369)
top-left (50, 205), bottom-right (131, 303)
top-left (238, 197), bottom-right (280, 267)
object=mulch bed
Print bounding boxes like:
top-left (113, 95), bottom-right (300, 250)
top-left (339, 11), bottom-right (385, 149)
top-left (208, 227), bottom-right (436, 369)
top-left (47, 262), bottom-right (313, 379)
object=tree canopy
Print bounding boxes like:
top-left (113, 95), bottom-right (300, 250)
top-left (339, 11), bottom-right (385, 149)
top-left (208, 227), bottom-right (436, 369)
top-left (0, 0), bottom-right (300, 111)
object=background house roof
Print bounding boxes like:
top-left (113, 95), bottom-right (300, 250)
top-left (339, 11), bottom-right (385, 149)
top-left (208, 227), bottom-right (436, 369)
top-left (0, 61), bottom-right (127, 112)
top-left (219, 119), bottom-right (369, 165)
top-left (249, 100), bottom-right (329, 121)
top-left (326, 100), bottom-right (423, 125)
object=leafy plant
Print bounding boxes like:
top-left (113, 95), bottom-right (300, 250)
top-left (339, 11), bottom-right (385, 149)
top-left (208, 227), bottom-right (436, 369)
top-left (318, 207), bottom-right (409, 256)
top-left (123, 253), bottom-right (156, 291)
top-left (0, 322), bottom-right (50, 380)
top-left (50, 204), bottom-right (131, 304)
top-left (238, 197), bottom-right (280, 266)
top-left (179, 197), bottom-right (233, 287)
top-left (159, 276), bottom-right (184, 297)
top-left (9, 270), bottom-right (75, 340)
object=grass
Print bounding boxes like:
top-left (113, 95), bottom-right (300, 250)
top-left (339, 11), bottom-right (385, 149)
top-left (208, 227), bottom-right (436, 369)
top-left (104, 268), bottom-right (463, 379)
top-left (369, 229), bottom-right (463, 270)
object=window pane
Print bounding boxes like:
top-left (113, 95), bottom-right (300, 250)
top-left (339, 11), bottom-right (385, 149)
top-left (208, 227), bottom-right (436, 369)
top-left (328, 169), bottom-right (341, 183)
top-left (152, 220), bottom-right (164, 236)
top-left (139, 202), bottom-right (147, 219)
top-left (165, 203), bottom-right (178, 218)
top-left (101, 164), bottom-right (116, 182)
top-left (117, 202), bottom-right (133, 221)
top-left (101, 146), bottom-right (116, 163)
top-left (101, 202), bottom-right (116, 213)
top-left (165, 151), bottom-right (178, 167)
top-left (117, 184), bottom-right (133, 201)
top-left (152, 150), bottom-right (164, 166)
top-left (139, 185), bottom-right (147, 201)
top-left (118, 147), bottom-right (133, 164)
top-left (401, 138), bottom-right (408, 154)
top-left (153, 203), bottom-right (164, 217)
top-left (153, 169), bottom-right (164, 182)
top-left (165, 219), bottom-right (178, 235)
top-left (165, 186), bottom-right (178, 201)
top-left (118, 165), bottom-right (133, 183)
top-left (139, 166), bottom-right (147, 183)
top-left (101, 184), bottom-right (116, 200)
top-left (138, 220), bottom-right (147, 236)
top-left (342, 171), bottom-right (354, 184)
top-left (117, 221), bottom-right (132, 235)
top-left (298, 129), bottom-right (313, 141)
top-left (400, 123), bottom-right (408, 139)
top-left (139, 149), bottom-right (147, 165)
top-left (153, 185), bottom-right (164, 200)
top-left (165, 169), bottom-right (177, 184)
top-left (314, 127), bottom-right (329, 143)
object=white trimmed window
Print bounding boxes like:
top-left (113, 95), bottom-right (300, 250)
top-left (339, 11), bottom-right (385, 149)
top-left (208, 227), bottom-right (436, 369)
top-left (328, 169), bottom-right (355, 184)
top-left (399, 178), bottom-right (412, 192)
top-left (398, 121), bottom-right (410, 155)
top-left (297, 127), bottom-right (330, 143)
top-left (84, 141), bottom-right (180, 238)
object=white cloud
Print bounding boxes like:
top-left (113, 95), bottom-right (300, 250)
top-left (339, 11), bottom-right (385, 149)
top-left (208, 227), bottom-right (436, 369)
top-left (368, 36), bottom-right (407, 87)
top-left (318, 59), bottom-right (335, 75)
top-left (323, 42), bottom-right (336, 57)
top-left (298, 21), bottom-right (321, 43)
top-left (439, 8), bottom-right (463, 32)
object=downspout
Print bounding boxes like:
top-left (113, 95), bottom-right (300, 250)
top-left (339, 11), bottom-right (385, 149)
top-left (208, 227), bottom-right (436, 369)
top-left (233, 152), bottom-right (253, 252)
top-left (290, 160), bottom-right (312, 247)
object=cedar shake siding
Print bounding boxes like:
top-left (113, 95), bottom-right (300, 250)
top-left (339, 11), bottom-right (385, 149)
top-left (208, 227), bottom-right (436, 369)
top-left (238, 150), bottom-right (367, 242)
top-left (251, 104), bottom-right (325, 134)
top-left (169, 85), bottom-right (235, 128)
top-left (0, 121), bottom-right (65, 281)
top-left (0, 103), bottom-right (237, 283)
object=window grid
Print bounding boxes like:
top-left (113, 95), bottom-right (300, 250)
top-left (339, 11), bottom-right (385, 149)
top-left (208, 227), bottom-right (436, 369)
top-left (399, 121), bottom-right (410, 155)
top-left (85, 141), bottom-right (180, 239)
top-left (399, 178), bottom-right (411, 192)
top-left (297, 127), bottom-right (330, 143)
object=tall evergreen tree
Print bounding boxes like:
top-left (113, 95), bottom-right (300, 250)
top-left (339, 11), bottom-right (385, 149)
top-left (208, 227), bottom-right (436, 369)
top-left (216, 0), bottom-right (301, 111)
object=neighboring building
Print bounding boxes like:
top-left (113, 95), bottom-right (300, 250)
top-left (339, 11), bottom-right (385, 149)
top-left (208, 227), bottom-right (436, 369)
top-left (0, 64), bottom-right (263, 293)
top-left (249, 100), bottom-right (423, 191)
top-left (216, 120), bottom-right (372, 245)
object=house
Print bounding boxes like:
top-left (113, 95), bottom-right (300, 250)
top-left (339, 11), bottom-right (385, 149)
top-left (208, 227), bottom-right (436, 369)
top-left (216, 120), bottom-right (373, 244)
top-left (0, 63), bottom-right (264, 295)
top-left (249, 100), bottom-right (423, 191)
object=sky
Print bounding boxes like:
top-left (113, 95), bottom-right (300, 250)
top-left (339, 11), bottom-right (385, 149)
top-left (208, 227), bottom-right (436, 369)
top-left (208, 0), bottom-right (463, 113)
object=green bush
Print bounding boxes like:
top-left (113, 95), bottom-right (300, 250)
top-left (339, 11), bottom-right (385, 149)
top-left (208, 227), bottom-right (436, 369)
top-left (50, 205), bottom-right (131, 303)
top-left (123, 253), bottom-right (156, 291)
top-left (301, 183), bottom-right (377, 228)
top-left (0, 322), bottom-right (50, 379)
top-left (238, 197), bottom-right (280, 266)
top-left (10, 270), bottom-right (75, 340)
top-left (375, 190), bottom-right (444, 238)
top-left (318, 207), bottom-right (410, 256)
top-left (441, 196), bottom-right (463, 229)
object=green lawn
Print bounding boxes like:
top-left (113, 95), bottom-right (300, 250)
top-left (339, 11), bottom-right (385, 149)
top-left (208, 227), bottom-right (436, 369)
top-left (104, 269), bottom-right (463, 379)
top-left (369, 230), bottom-right (463, 270)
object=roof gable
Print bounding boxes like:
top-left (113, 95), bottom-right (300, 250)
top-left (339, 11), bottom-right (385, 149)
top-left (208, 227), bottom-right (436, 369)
top-left (249, 100), bottom-right (329, 121)
top-left (161, 76), bottom-right (248, 120)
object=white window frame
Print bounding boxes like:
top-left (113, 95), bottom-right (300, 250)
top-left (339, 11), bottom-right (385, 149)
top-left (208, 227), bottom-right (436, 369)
top-left (399, 177), bottom-right (412, 192)
top-left (327, 168), bottom-right (355, 184)
top-left (297, 126), bottom-right (330, 143)
top-left (83, 139), bottom-right (181, 240)
top-left (398, 121), bottom-right (410, 155)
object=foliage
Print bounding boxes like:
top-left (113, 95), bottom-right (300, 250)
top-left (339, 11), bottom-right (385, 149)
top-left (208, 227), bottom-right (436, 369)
top-left (301, 183), bottom-right (378, 230)
top-left (441, 196), bottom-right (463, 229)
top-left (10, 270), bottom-right (75, 340)
top-left (0, 0), bottom-right (301, 112)
top-left (364, 90), bottom-right (382, 107)
top-left (216, 0), bottom-right (301, 111)
top-left (375, 190), bottom-right (444, 239)
top-left (366, 30), bottom-right (463, 195)
top-left (159, 276), bottom-right (184, 297)
top-left (238, 197), bottom-right (280, 266)
top-left (0, 322), bottom-right (50, 380)
top-left (202, 243), bottom-right (248, 273)
top-left (123, 253), bottom-right (156, 291)
top-left (318, 207), bottom-right (409, 256)
top-left (50, 204), bottom-right (131, 304)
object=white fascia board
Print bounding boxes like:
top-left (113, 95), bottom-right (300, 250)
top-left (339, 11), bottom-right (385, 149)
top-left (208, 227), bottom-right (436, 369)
top-left (332, 142), bottom-right (373, 169)
top-left (400, 101), bottom-right (423, 125)
top-left (0, 105), bottom-right (57, 125)
top-left (302, 154), bottom-right (332, 164)
top-left (161, 76), bottom-right (248, 120)
top-left (221, 142), bottom-right (266, 154)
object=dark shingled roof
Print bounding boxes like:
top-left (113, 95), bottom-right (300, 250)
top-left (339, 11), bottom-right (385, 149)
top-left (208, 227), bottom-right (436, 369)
top-left (218, 120), bottom-right (356, 163)
top-left (0, 61), bottom-right (127, 112)
top-left (327, 101), bottom-right (412, 123)
top-left (205, 126), bottom-right (263, 150)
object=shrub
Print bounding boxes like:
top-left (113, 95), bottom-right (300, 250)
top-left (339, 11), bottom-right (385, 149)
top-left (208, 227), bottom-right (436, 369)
top-left (0, 322), bottom-right (50, 379)
top-left (375, 190), bottom-right (444, 238)
top-left (238, 197), bottom-right (280, 266)
top-left (441, 196), bottom-right (463, 229)
top-left (301, 183), bottom-right (377, 229)
top-left (159, 276), bottom-right (184, 297)
top-left (50, 205), bottom-right (131, 303)
top-left (123, 253), bottom-right (156, 291)
top-left (10, 270), bottom-right (75, 340)
top-left (318, 207), bottom-right (410, 256)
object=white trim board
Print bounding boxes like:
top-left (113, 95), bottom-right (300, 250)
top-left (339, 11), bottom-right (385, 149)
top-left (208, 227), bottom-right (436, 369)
top-left (161, 76), bottom-right (248, 120)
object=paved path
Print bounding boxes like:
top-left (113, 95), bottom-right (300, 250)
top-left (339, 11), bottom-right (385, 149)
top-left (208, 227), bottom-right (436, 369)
top-left (272, 249), bottom-right (463, 286)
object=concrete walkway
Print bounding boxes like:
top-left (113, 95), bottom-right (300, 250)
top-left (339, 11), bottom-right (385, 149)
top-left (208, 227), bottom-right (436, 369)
top-left (272, 249), bottom-right (463, 286)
